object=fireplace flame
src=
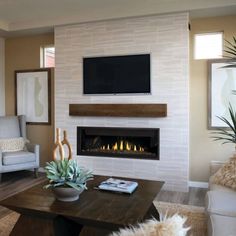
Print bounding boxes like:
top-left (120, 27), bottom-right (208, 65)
top-left (139, 147), bottom-right (144, 152)
top-left (100, 140), bottom-right (145, 152)
top-left (120, 140), bottom-right (124, 151)
top-left (113, 142), bottom-right (118, 150)
top-left (126, 142), bottom-right (131, 151)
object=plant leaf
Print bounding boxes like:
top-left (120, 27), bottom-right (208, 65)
top-left (211, 102), bottom-right (236, 145)
top-left (44, 159), bottom-right (93, 191)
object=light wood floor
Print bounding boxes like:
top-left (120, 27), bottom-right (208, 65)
top-left (156, 187), bottom-right (207, 207)
top-left (0, 171), bottom-right (45, 219)
top-left (0, 171), bottom-right (207, 219)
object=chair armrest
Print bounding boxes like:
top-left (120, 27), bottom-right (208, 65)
top-left (210, 161), bottom-right (226, 176)
top-left (26, 143), bottom-right (40, 166)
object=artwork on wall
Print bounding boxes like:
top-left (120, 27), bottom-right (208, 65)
top-left (208, 59), bottom-right (236, 129)
top-left (15, 68), bottom-right (51, 125)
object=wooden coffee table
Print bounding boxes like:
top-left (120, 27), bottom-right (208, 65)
top-left (0, 175), bottom-right (164, 236)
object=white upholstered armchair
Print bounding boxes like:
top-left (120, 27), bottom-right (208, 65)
top-left (0, 115), bottom-right (40, 181)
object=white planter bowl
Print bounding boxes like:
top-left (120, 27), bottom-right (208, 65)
top-left (53, 187), bottom-right (84, 202)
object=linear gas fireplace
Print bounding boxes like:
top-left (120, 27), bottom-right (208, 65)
top-left (77, 127), bottom-right (159, 160)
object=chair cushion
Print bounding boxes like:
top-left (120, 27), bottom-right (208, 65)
top-left (206, 190), bottom-right (236, 217)
top-left (2, 151), bottom-right (36, 165)
top-left (0, 116), bottom-right (21, 138)
top-left (0, 137), bottom-right (25, 152)
top-left (209, 214), bottom-right (236, 236)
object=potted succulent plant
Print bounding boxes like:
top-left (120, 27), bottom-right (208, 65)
top-left (44, 159), bottom-right (93, 202)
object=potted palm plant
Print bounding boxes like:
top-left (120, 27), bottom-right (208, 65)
top-left (212, 37), bottom-right (236, 146)
top-left (44, 159), bottom-right (93, 202)
top-left (212, 104), bottom-right (236, 148)
top-left (224, 36), bottom-right (236, 68)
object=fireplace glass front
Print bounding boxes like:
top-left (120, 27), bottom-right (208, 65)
top-left (77, 127), bottom-right (159, 160)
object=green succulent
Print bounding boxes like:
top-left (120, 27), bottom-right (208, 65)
top-left (44, 159), bottom-right (93, 191)
top-left (212, 104), bottom-right (236, 146)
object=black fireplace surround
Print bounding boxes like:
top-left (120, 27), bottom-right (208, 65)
top-left (77, 127), bottom-right (159, 160)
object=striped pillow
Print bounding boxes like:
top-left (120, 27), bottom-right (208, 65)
top-left (0, 137), bottom-right (25, 152)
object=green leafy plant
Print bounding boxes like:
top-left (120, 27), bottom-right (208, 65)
top-left (223, 37), bottom-right (236, 95)
top-left (212, 104), bottom-right (236, 146)
top-left (223, 36), bottom-right (236, 68)
top-left (212, 37), bottom-right (236, 144)
top-left (44, 159), bottom-right (93, 191)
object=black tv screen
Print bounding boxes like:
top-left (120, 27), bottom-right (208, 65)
top-left (83, 54), bottom-right (151, 94)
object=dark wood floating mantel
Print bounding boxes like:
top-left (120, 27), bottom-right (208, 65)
top-left (69, 104), bottom-right (167, 117)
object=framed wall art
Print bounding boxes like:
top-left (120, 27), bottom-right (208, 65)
top-left (15, 68), bottom-right (51, 125)
top-left (208, 59), bottom-right (236, 129)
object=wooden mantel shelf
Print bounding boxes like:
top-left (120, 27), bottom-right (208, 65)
top-left (69, 104), bottom-right (167, 117)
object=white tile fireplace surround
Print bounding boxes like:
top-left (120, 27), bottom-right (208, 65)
top-left (55, 12), bottom-right (189, 192)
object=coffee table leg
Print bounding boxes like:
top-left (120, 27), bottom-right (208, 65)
top-left (79, 227), bottom-right (113, 236)
top-left (144, 203), bottom-right (160, 221)
top-left (10, 214), bottom-right (83, 236)
top-left (10, 215), bottom-right (55, 236)
top-left (54, 216), bottom-right (83, 236)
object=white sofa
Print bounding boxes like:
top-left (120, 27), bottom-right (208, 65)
top-left (206, 161), bottom-right (236, 236)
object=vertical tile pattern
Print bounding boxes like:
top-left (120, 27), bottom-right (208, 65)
top-left (55, 13), bottom-right (189, 191)
top-left (0, 38), bottom-right (5, 116)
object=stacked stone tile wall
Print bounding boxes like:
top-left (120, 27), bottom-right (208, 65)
top-left (55, 13), bottom-right (189, 191)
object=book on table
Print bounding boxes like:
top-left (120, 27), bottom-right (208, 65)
top-left (98, 178), bottom-right (138, 194)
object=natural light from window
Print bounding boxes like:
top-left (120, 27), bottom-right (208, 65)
top-left (41, 46), bottom-right (55, 68)
top-left (194, 32), bottom-right (223, 60)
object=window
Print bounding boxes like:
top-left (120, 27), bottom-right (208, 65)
top-left (194, 32), bottom-right (223, 60)
top-left (41, 46), bottom-right (55, 68)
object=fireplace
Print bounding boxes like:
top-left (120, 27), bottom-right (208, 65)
top-left (77, 127), bottom-right (159, 160)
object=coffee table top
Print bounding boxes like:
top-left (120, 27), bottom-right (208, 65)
top-left (0, 175), bottom-right (164, 230)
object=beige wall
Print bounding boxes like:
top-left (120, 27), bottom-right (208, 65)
top-left (190, 15), bottom-right (236, 182)
top-left (5, 33), bottom-right (54, 166)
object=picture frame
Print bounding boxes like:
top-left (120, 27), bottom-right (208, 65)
top-left (208, 59), bottom-right (236, 129)
top-left (15, 68), bottom-right (51, 125)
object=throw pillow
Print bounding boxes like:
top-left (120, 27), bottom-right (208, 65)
top-left (212, 155), bottom-right (236, 190)
top-left (0, 137), bottom-right (26, 152)
top-left (110, 215), bottom-right (189, 236)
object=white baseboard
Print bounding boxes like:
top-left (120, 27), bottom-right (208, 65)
top-left (189, 181), bottom-right (209, 189)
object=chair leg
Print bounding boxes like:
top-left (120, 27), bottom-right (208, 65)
top-left (34, 168), bottom-right (38, 178)
top-left (0, 173), bottom-right (2, 182)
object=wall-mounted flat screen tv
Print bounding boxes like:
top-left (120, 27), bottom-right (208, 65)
top-left (83, 54), bottom-right (151, 94)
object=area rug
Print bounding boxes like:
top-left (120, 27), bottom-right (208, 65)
top-left (154, 201), bottom-right (207, 236)
top-left (0, 212), bottom-right (19, 236)
top-left (0, 202), bottom-right (207, 236)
